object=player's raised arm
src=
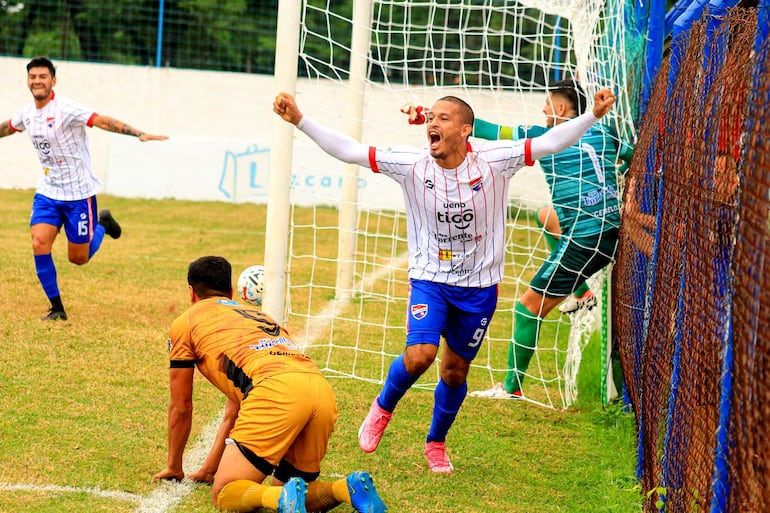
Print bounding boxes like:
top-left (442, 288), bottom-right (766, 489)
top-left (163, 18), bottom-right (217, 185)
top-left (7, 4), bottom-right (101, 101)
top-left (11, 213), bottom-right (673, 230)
top-left (273, 92), bottom-right (371, 168)
top-left (91, 114), bottom-right (168, 142)
top-left (592, 88), bottom-right (616, 118)
top-left (273, 92), bottom-right (304, 125)
top-left (529, 88), bottom-right (615, 162)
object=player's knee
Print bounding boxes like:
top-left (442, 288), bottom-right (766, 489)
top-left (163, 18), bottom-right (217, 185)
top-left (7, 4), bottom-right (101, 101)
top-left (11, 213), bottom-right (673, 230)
top-left (404, 345), bottom-right (437, 374)
top-left (440, 370), bottom-right (466, 387)
top-left (31, 239), bottom-right (52, 254)
top-left (439, 363), bottom-right (470, 387)
top-left (404, 357), bottom-right (432, 375)
top-left (69, 254), bottom-right (89, 265)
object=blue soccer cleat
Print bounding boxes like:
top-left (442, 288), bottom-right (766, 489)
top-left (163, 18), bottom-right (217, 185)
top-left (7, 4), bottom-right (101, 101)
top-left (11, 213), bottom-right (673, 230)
top-left (347, 471), bottom-right (388, 513)
top-left (278, 477), bottom-right (307, 513)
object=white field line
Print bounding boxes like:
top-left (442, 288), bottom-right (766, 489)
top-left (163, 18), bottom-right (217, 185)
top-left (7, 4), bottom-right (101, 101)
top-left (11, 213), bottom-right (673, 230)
top-left (0, 483), bottom-right (143, 503)
top-left (0, 254), bottom-right (407, 511)
top-left (135, 252), bottom-right (408, 511)
top-left (134, 410), bottom-right (224, 512)
top-left (0, 411), bottom-right (224, 510)
top-left (296, 251), bottom-right (410, 346)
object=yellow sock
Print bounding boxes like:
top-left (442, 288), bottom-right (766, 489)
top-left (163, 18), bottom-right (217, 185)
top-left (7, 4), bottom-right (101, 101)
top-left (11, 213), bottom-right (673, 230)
top-left (305, 480), bottom-right (340, 511)
top-left (331, 477), bottom-right (351, 505)
top-left (261, 487), bottom-right (281, 509)
top-left (216, 480), bottom-right (281, 511)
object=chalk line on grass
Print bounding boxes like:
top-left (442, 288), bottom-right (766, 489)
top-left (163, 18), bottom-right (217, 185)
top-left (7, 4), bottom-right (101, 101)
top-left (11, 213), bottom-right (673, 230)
top-left (134, 410), bottom-right (224, 512)
top-left (0, 254), bottom-right (406, 511)
top-left (0, 410), bottom-right (226, 510)
top-left (135, 253), bottom-right (406, 511)
top-left (0, 482), bottom-right (143, 503)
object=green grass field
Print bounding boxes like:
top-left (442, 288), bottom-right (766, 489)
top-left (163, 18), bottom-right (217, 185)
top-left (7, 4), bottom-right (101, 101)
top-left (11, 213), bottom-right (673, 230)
top-left (0, 188), bottom-right (641, 512)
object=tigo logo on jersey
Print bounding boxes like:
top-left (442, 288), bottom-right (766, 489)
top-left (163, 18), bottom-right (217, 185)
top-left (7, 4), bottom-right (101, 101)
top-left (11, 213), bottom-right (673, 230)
top-left (469, 176), bottom-right (483, 191)
top-left (437, 205), bottom-right (474, 230)
top-left (439, 249), bottom-right (453, 261)
top-left (411, 303), bottom-right (428, 320)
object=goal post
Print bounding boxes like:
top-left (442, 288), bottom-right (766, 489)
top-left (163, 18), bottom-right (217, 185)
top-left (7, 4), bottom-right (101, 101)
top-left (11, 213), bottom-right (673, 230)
top-left (262, 0), bottom-right (303, 321)
top-left (276, 0), bottom-right (641, 409)
top-left (336, 0), bottom-right (375, 300)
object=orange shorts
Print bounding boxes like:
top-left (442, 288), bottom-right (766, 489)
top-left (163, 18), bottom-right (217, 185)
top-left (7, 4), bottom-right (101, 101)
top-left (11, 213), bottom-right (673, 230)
top-left (229, 371), bottom-right (338, 474)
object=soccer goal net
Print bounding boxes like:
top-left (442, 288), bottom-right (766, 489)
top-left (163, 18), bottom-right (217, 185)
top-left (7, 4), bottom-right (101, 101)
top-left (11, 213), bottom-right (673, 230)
top-left (278, 0), bottom-right (640, 409)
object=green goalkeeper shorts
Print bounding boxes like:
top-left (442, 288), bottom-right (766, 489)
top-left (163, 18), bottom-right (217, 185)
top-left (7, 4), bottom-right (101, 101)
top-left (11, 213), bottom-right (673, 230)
top-left (529, 228), bottom-right (619, 298)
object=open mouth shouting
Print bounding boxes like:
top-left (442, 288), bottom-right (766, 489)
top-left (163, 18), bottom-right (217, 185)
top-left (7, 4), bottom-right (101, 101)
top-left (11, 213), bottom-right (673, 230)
top-left (428, 129), bottom-right (442, 154)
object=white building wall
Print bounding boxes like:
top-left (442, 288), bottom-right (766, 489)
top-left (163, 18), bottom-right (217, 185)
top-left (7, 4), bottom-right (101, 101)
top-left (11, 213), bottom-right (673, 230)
top-left (0, 57), bottom-right (550, 210)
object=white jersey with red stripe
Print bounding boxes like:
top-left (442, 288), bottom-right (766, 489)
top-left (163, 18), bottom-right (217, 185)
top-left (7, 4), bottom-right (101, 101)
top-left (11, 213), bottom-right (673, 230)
top-left (10, 93), bottom-right (101, 201)
top-left (370, 139), bottom-right (529, 287)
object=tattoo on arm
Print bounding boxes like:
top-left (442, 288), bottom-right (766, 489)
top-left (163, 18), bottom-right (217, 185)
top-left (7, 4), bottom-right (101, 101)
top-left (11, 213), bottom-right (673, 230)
top-left (106, 118), bottom-right (144, 137)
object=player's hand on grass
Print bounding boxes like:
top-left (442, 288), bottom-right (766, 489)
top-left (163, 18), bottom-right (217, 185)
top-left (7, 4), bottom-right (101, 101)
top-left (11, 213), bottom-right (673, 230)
top-left (273, 92), bottom-right (303, 125)
top-left (592, 89), bottom-right (616, 118)
top-left (186, 467), bottom-right (216, 484)
top-left (400, 102), bottom-right (429, 125)
top-left (153, 467), bottom-right (185, 482)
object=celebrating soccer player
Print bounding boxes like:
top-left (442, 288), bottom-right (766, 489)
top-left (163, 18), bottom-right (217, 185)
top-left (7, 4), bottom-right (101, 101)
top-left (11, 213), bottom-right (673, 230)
top-left (274, 87), bottom-right (615, 473)
top-left (0, 56), bottom-right (168, 321)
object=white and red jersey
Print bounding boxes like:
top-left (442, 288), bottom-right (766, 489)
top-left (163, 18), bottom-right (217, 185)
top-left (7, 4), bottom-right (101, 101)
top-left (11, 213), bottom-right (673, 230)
top-left (370, 140), bottom-right (529, 287)
top-left (10, 92), bottom-right (101, 201)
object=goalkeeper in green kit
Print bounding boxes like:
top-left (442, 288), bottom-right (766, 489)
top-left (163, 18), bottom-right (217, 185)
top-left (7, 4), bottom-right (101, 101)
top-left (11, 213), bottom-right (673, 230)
top-left (402, 79), bottom-right (633, 397)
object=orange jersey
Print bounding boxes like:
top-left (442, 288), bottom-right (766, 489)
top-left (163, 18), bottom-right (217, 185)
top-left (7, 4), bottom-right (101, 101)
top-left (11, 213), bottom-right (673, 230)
top-left (168, 297), bottom-right (319, 403)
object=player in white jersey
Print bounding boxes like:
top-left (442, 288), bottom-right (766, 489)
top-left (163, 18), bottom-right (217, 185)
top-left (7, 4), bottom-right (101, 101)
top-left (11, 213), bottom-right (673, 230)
top-left (0, 57), bottom-right (167, 321)
top-left (273, 89), bottom-right (616, 473)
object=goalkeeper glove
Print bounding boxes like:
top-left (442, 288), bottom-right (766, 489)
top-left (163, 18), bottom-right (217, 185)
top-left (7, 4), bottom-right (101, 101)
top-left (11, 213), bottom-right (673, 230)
top-left (400, 102), bottom-right (429, 125)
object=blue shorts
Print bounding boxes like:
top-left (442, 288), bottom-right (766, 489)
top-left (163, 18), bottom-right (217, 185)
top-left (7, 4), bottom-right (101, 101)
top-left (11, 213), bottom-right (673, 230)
top-left (30, 193), bottom-right (98, 245)
top-left (406, 279), bottom-right (498, 361)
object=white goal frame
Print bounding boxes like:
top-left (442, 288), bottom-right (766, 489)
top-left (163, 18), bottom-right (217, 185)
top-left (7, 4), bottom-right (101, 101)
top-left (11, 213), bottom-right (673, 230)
top-left (266, 0), bottom-right (637, 409)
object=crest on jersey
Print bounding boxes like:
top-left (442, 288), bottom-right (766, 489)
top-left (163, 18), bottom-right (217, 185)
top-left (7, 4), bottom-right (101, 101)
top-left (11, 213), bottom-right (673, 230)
top-left (469, 176), bottom-right (483, 191)
top-left (438, 249), bottom-right (452, 260)
top-left (46, 117), bottom-right (55, 128)
top-left (411, 303), bottom-right (428, 320)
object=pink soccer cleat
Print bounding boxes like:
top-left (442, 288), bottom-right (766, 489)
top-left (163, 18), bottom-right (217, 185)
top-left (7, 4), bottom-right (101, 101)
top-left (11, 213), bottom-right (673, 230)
top-left (424, 441), bottom-right (454, 474)
top-left (358, 399), bottom-right (393, 453)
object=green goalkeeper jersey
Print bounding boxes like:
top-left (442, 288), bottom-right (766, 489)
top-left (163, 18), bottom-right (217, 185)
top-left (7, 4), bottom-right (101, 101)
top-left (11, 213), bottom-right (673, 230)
top-left (474, 118), bottom-right (630, 239)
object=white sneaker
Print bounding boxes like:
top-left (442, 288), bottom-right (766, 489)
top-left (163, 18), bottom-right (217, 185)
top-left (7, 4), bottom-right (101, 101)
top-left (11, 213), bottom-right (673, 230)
top-left (559, 290), bottom-right (597, 314)
top-left (469, 383), bottom-right (521, 399)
